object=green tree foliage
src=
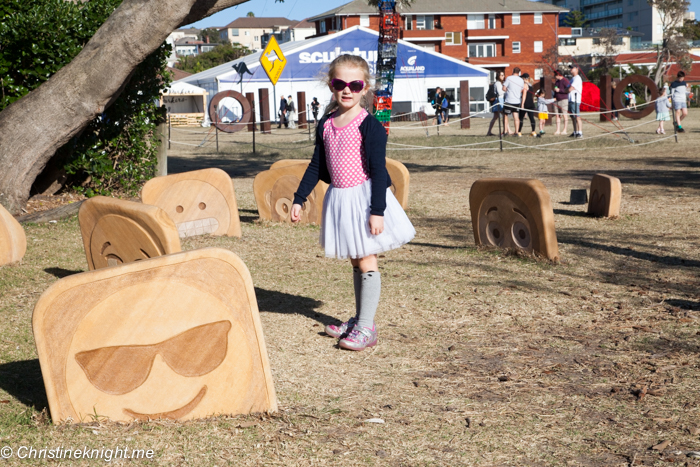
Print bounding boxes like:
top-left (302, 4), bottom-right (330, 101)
top-left (562, 10), bottom-right (588, 28)
top-left (246, 11), bottom-right (255, 17)
top-left (199, 27), bottom-right (221, 44)
top-left (175, 43), bottom-right (252, 74)
top-left (0, 0), bottom-right (170, 196)
top-left (679, 18), bottom-right (700, 41)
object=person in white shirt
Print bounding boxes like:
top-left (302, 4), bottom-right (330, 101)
top-left (567, 65), bottom-right (583, 138)
top-left (502, 67), bottom-right (526, 137)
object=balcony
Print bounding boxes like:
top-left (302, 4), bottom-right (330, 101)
top-left (586, 8), bottom-right (623, 20)
top-left (464, 29), bottom-right (510, 40)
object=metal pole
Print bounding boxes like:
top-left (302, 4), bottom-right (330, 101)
top-left (252, 100), bottom-right (256, 154)
top-left (308, 104), bottom-right (311, 140)
top-left (273, 85), bottom-right (277, 127)
top-left (671, 97), bottom-right (679, 143)
top-left (498, 111), bottom-right (503, 152)
top-left (168, 118), bottom-right (171, 150)
top-left (214, 105), bottom-right (219, 152)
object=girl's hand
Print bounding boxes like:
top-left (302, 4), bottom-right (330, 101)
top-left (369, 215), bottom-right (384, 235)
top-left (290, 203), bottom-right (303, 223)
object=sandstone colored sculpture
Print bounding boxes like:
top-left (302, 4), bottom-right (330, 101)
top-left (33, 248), bottom-right (277, 423)
top-left (79, 196), bottom-right (181, 270)
top-left (469, 179), bottom-right (559, 261)
top-left (0, 203), bottom-right (26, 266)
top-left (385, 158), bottom-right (410, 209)
top-left (141, 168), bottom-right (242, 238)
top-left (588, 174), bottom-right (621, 218)
top-left (254, 162), bottom-right (328, 224)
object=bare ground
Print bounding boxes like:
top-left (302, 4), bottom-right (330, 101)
top-left (0, 112), bottom-right (699, 466)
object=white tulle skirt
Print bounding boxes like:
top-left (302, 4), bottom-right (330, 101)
top-left (320, 179), bottom-right (416, 259)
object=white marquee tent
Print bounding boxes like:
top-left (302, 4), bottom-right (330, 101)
top-left (176, 26), bottom-right (490, 122)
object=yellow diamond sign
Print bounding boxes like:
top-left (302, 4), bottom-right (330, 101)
top-left (259, 36), bottom-right (287, 85)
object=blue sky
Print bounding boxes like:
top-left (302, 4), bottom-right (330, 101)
top-left (185, 0), bottom-right (700, 30)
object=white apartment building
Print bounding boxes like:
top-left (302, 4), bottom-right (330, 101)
top-left (219, 17), bottom-right (297, 51)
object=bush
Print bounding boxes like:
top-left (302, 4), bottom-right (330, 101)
top-left (0, 0), bottom-right (170, 196)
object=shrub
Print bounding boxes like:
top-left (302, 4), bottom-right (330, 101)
top-left (0, 0), bottom-right (170, 196)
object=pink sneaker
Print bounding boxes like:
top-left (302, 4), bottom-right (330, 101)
top-left (324, 317), bottom-right (357, 339)
top-left (339, 325), bottom-right (377, 351)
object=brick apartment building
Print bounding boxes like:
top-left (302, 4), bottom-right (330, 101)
top-left (308, 0), bottom-right (571, 80)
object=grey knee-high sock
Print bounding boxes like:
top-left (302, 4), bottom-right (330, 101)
top-left (353, 267), bottom-right (361, 320)
top-left (357, 271), bottom-right (381, 329)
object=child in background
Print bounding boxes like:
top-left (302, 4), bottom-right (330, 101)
top-left (291, 54), bottom-right (415, 351)
top-left (535, 89), bottom-right (556, 137)
top-left (655, 86), bottom-right (672, 135)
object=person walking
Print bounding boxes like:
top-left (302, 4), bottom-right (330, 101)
top-left (517, 73), bottom-right (537, 137)
top-left (287, 95), bottom-right (297, 129)
top-left (431, 87), bottom-right (443, 125)
top-left (440, 91), bottom-right (450, 126)
top-left (291, 54), bottom-right (415, 351)
top-left (568, 65), bottom-right (583, 138)
top-left (311, 97), bottom-right (320, 125)
top-left (278, 95), bottom-right (288, 129)
top-left (503, 67), bottom-right (525, 136)
top-left (535, 89), bottom-right (556, 137)
top-left (552, 69), bottom-right (570, 135)
top-left (610, 80), bottom-right (619, 121)
top-left (486, 71), bottom-right (506, 136)
top-left (670, 70), bottom-right (689, 132)
top-left (655, 86), bottom-right (672, 134)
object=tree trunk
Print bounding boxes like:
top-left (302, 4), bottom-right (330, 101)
top-left (0, 0), bottom-right (248, 214)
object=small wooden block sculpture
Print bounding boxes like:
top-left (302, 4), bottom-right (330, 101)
top-left (33, 248), bottom-right (277, 423)
top-left (141, 168), bottom-right (242, 238)
top-left (79, 197), bottom-right (181, 270)
top-left (588, 174), bottom-right (621, 218)
top-left (469, 179), bottom-right (559, 261)
top-left (0, 203), bottom-right (27, 266)
top-left (253, 162), bottom-right (328, 224)
top-left (386, 158), bottom-right (410, 209)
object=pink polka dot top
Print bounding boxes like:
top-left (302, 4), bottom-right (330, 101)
top-left (323, 109), bottom-right (370, 188)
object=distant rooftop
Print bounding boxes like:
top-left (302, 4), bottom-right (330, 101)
top-left (308, 0), bottom-right (567, 21)
top-left (221, 17), bottom-right (298, 29)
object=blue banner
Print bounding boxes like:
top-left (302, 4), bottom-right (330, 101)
top-left (219, 28), bottom-right (487, 84)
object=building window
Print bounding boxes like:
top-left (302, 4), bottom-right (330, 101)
top-left (512, 13), bottom-right (520, 25)
top-left (467, 14), bottom-right (485, 30)
top-left (254, 36), bottom-right (259, 41)
top-left (445, 32), bottom-right (462, 45)
top-left (534, 13), bottom-right (542, 24)
top-left (231, 28), bottom-right (239, 36)
top-left (534, 41), bottom-right (543, 53)
top-left (535, 68), bottom-right (543, 79)
top-left (512, 41), bottom-right (521, 53)
top-left (320, 21), bottom-right (326, 33)
top-left (468, 43), bottom-right (495, 57)
top-left (245, 31), bottom-right (249, 36)
top-left (488, 14), bottom-right (496, 29)
top-left (559, 38), bottom-right (576, 45)
top-left (404, 15), bottom-right (413, 30)
top-left (416, 15), bottom-right (434, 30)
top-left (360, 15), bottom-right (370, 27)
top-left (629, 0), bottom-right (634, 4)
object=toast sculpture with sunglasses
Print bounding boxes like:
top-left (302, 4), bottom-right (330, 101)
top-left (33, 248), bottom-right (277, 423)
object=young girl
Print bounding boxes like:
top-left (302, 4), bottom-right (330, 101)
top-left (535, 89), bottom-right (556, 137)
top-left (656, 86), bottom-right (671, 134)
top-left (291, 55), bottom-right (415, 351)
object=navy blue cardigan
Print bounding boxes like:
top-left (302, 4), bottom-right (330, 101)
top-left (293, 112), bottom-right (392, 216)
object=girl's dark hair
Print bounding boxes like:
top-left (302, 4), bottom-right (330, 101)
top-left (535, 88), bottom-right (544, 96)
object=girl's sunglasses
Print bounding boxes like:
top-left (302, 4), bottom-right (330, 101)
top-left (330, 79), bottom-right (365, 93)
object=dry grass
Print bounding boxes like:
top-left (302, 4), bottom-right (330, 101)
top-left (0, 112), bottom-right (699, 466)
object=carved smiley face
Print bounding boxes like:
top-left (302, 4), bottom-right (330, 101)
top-left (140, 169), bottom-right (242, 238)
top-left (477, 191), bottom-right (538, 253)
top-left (33, 249), bottom-right (277, 423)
top-left (155, 180), bottom-right (229, 238)
top-left (267, 175), bottom-right (317, 224)
top-left (64, 281), bottom-right (251, 421)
